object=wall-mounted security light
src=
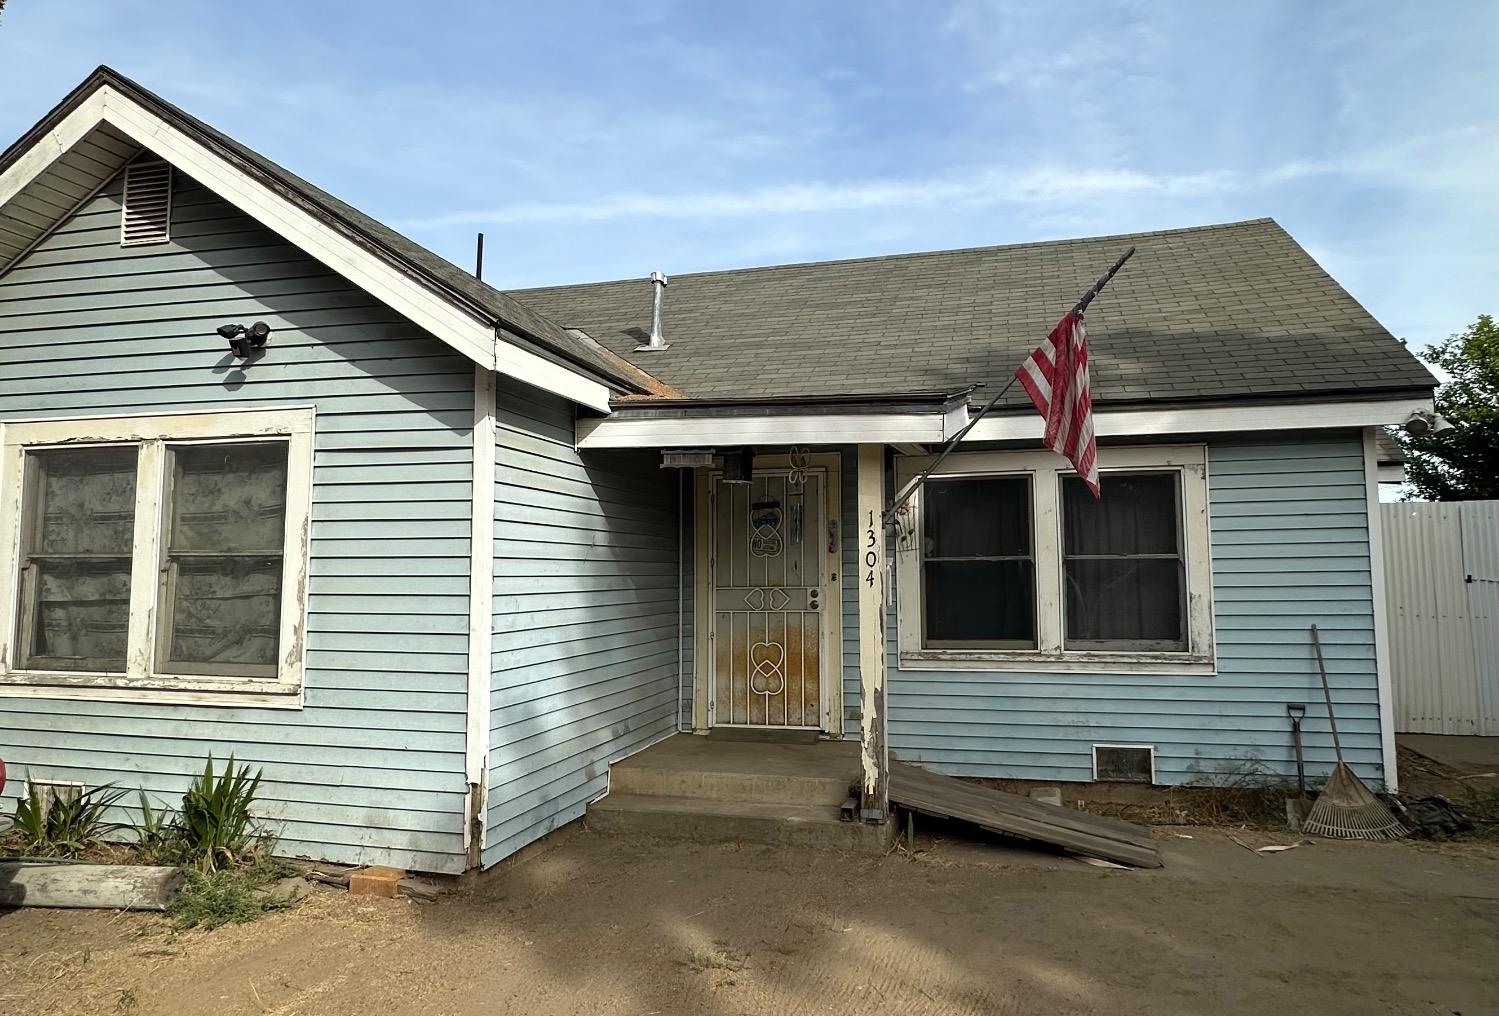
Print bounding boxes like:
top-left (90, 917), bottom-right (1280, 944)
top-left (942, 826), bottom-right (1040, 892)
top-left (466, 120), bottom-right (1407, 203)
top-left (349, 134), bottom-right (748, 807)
top-left (1402, 409), bottom-right (1454, 437)
top-left (218, 321), bottom-right (271, 359)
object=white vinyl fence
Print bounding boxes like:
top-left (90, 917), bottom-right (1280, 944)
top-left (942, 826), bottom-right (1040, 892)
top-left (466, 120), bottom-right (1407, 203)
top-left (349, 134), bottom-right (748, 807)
top-left (1381, 500), bottom-right (1499, 735)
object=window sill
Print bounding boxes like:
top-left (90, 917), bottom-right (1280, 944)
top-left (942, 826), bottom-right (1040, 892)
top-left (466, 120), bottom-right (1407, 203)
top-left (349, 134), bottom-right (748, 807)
top-left (0, 670), bottom-right (304, 709)
top-left (897, 650), bottom-right (1216, 676)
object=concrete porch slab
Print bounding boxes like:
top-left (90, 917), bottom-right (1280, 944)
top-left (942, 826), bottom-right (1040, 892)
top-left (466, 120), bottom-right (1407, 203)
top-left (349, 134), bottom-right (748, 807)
top-left (587, 794), bottom-right (893, 855)
top-left (590, 733), bottom-right (888, 852)
top-left (608, 733), bottom-right (861, 806)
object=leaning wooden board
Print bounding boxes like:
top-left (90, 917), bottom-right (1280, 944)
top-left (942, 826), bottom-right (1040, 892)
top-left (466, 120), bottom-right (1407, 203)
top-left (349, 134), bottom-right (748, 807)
top-left (889, 761), bottom-right (1163, 868)
top-left (0, 862), bottom-right (184, 910)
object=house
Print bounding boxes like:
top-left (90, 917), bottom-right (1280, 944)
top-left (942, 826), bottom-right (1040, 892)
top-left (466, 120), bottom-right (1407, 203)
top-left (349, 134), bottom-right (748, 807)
top-left (0, 68), bottom-right (1437, 874)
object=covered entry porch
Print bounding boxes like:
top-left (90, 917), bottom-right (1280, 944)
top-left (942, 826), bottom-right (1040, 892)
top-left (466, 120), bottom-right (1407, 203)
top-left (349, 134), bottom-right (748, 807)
top-left (578, 395), bottom-right (947, 827)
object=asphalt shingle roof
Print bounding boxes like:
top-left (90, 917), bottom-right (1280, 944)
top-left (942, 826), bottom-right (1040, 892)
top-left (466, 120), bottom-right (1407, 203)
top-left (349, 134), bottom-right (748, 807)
top-left (510, 219), bottom-right (1436, 406)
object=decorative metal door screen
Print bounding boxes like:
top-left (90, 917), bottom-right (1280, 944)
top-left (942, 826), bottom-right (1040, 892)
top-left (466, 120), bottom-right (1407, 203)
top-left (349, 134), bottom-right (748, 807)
top-left (711, 469), bottom-right (824, 728)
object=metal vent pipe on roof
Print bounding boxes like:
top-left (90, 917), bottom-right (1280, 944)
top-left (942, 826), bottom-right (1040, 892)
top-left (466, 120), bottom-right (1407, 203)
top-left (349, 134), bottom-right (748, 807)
top-left (636, 271), bottom-right (670, 351)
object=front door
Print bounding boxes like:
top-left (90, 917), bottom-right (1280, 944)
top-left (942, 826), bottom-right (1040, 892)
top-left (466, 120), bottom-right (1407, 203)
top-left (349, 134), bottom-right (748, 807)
top-left (711, 468), bottom-right (824, 728)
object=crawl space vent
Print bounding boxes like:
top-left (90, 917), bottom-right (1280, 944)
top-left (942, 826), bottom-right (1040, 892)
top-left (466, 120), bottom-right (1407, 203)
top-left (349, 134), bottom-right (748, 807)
top-left (121, 160), bottom-right (172, 246)
top-left (1093, 745), bottom-right (1155, 783)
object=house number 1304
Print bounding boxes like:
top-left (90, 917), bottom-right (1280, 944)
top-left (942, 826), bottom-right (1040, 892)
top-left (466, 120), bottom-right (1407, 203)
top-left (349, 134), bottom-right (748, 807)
top-left (865, 510), bottom-right (879, 587)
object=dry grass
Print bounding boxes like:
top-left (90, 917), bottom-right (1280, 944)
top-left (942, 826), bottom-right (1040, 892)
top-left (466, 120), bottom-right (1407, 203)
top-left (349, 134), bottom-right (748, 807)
top-left (1073, 785), bottom-right (1293, 830)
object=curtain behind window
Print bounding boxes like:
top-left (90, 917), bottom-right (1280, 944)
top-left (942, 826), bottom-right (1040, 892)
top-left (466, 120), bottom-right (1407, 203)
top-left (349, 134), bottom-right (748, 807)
top-left (1062, 472), bottom-right (1186, 650)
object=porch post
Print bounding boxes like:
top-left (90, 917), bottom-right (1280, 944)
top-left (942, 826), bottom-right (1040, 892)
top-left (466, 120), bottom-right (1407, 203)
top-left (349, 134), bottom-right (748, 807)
top-left (856, 444), bottom-right (889, 822)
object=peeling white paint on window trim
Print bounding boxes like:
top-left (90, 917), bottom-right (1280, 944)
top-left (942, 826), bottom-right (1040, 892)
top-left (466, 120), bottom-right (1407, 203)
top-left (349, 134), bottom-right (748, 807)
top-left (0, 407), bottom-right (314, 705)
top-left (892, 444), bottom-right (1217, 675)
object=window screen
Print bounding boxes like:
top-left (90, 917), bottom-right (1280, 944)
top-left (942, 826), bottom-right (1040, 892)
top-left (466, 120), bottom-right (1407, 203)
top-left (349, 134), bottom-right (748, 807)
top-left (1062, 471), bottom-right (1186, 651)
top-left (921, 476), bottom-right (1035, 647)
top-left (156, 442), bottom-right (288, 676)
top-left (17, 447), bottom-right (138, 671)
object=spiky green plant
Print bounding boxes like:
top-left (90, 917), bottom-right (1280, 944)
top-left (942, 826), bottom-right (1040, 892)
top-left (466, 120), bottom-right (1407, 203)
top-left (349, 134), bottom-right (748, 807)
top-left (133, 790), bottom-right (183, 863)
top-left (10, 779), bottom-right (129, 857)
top-left (178, 755), bottom-right (262, 872)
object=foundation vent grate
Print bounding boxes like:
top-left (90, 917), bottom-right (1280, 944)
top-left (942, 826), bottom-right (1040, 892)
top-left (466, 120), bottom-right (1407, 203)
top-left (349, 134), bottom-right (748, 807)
top-left (1092, 744), bottom-right (1156, 783)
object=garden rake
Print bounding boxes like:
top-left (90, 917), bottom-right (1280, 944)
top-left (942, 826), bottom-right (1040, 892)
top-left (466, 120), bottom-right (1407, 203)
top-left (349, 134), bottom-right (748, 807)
top-left (1303, 625), bottom-right (1407, 840)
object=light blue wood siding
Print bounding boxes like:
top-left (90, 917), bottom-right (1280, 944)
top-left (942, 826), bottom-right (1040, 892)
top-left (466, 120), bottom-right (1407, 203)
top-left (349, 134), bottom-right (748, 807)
top-left (485, 377), bottom-right (680, 865)
top-left (885, 433), bottom-right (1386, 788)
top-left (0, 172), bottom-right (473, 871)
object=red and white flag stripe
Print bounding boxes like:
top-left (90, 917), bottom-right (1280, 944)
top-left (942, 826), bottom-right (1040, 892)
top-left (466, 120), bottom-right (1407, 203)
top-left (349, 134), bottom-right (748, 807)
top-left (1015, 309), bottom-right (1100, 498)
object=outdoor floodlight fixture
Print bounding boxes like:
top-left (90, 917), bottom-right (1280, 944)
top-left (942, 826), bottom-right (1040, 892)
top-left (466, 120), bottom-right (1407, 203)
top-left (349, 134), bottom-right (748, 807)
top-left (1402, 409), bottom-right (1454, 437)
top-left (218, 321), bottom-right (272, 359)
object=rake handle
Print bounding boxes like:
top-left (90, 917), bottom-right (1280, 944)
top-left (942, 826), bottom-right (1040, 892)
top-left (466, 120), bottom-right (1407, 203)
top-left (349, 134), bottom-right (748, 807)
top-left (1309, 624), bottom-right (1345, 764)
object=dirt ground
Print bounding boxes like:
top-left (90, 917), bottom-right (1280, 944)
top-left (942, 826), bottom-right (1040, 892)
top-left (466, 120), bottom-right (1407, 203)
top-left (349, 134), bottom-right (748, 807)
top-left (2, 822), bottom-right (1494, 1016)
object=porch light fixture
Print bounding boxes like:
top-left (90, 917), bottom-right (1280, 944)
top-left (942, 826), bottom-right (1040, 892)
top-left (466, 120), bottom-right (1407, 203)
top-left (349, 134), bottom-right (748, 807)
top-left (722, 448), bottom-right (754, 484)
top-left (661, 450), bottom-right (716, 469)
top-left (218, 321), bottom-right (271, 359)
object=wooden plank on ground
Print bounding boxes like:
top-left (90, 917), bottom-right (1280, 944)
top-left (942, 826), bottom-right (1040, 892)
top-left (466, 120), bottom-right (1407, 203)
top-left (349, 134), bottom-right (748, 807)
top-left (0, 862), bottom-right (184, 910)
top-left (889, 761), bottom-right (1163, 868)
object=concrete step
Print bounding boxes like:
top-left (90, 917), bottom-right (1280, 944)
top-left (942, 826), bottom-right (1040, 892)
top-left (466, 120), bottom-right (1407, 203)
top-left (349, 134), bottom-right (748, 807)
top-left (609, 763), bottom-right (853, 807)
top-left (706, 727), bottom-right (820, 745)
top-left (587, 793), bottom-right (893, 855)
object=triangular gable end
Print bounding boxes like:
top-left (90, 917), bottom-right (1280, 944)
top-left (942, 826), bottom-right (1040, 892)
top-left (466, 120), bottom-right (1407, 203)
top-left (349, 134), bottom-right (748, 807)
top-left (0, 70), bottom-right (618, 413)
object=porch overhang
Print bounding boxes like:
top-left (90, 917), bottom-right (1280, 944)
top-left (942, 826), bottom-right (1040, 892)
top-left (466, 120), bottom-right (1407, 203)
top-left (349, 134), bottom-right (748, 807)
top-left (576, 391), bottom-right (973, 449)
top-left (578, 389), bottom-right (1436, 450)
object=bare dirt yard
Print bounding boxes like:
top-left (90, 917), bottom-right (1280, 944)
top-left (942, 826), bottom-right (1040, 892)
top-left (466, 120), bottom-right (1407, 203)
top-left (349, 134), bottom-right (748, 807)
top-left (2, 823), bottom-right (1494, 1016)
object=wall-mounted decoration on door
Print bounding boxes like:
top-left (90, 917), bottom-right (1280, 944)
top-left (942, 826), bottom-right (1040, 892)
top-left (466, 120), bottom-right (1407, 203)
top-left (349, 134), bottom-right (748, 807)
top-left (750, 498), bottom-right (784, 557)
top-left (749, 639), bottom-right (787, 696)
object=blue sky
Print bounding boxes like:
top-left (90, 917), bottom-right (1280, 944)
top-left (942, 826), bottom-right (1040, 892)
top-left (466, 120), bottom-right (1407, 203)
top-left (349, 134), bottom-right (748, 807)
top-left (0, 0), bottom-right (1493, 350)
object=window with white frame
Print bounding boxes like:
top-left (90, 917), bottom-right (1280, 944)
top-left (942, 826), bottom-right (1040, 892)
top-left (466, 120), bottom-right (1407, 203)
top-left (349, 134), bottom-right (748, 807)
top-left (894, 445), bottom-right (1214, 673)
top-left (0, 410), bottom-right (312, 699)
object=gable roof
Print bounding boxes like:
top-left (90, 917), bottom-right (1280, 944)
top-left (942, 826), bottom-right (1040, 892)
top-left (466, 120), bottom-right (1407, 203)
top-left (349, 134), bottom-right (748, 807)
top-left (0, 66), bottom-right (645, 408)
top-left (512, 219), bottom-right (1436, 407)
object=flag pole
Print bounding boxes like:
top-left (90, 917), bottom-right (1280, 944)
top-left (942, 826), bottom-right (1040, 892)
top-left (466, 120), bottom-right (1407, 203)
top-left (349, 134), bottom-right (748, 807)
top-left (883, 245), bottom-right (1137, 521)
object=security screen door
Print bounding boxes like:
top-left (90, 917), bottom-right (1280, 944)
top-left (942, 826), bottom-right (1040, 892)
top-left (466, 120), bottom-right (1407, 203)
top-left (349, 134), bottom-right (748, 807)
top-left (711, 469), bottom-right (824, 728)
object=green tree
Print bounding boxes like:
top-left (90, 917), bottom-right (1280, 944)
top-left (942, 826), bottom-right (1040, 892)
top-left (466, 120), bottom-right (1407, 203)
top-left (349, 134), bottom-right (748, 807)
top-left (1398, 313), bottom-right (1499, 501)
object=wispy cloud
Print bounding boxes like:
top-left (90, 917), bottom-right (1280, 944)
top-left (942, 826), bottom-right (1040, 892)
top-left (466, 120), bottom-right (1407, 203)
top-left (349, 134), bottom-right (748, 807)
top-left (397, 122), bottom-right (1494, 230)
top-left (400, 165), bottom-right (1237, 228)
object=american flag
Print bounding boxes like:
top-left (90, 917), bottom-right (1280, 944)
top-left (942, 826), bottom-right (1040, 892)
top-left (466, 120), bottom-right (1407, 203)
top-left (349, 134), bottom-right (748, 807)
top-left (1015, 309), bottom-right (1100, 498)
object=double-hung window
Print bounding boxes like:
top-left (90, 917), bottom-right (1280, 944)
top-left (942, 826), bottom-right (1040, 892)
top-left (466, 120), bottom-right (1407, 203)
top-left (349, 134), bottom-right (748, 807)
top-left (895, 445), bottom-right (1213, 673)
top-left (0, 409), bottom-right (312, 701)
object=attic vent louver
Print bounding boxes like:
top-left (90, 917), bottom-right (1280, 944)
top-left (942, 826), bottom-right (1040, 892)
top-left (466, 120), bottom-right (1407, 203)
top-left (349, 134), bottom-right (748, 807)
top-left (121, 160), bottom-right (172, 246)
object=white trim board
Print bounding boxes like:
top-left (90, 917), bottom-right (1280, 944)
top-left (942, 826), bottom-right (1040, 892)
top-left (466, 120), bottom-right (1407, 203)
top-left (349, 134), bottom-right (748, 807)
top-left (578, 408), bottom-right (969, 450)
top-left (577, 395), bottom-right (1434, 450)
top-left (962, 395), bottom-right (1434, 442)
top-left (1363, 427), bottom-right (1399, 793)
top-left (0, 407), bottom-right (314, 706)
top-left (892, 444), bottom-right (1216, 675)
top-left (856, 444), bottom-right (888, 817)
top-left (0, 84), bottom-right (613, 414)
top-left (464, 366), bottom-right (497, 862)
